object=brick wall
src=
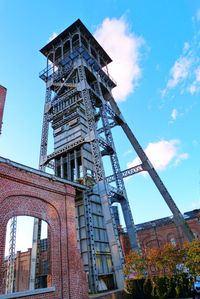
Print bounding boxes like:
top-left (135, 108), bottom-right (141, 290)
top-left (0, 159), bottom-right (88, 299)
top-left (15, 249), bottom-right (32, 291)
top-left (120, 210), bottom-right (200, 256)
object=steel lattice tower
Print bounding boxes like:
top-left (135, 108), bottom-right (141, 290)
top-left (38, 19), bottom-right (194, 292)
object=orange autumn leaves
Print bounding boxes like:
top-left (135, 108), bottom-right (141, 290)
top-left (124, 239), bottom-right (200, 278)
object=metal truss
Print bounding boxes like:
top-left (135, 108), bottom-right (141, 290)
top-left (106, 164), bottom-right (143, 183)
top-left (83, 191), bottom-right (99, 291)
top-left (77, 64), bottom-right (105, 182)
top-left (5, 217), bottom-right (17, 294)
top-left (92, 80), bottom-right (140, 251)
top-left (39, 87), bottom-right (52, 170)
top-left (77, 61), bottom-right (124, 289)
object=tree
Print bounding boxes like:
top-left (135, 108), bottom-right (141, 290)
top-left (184, 239), bottom-right (200, 276)
top-left (124, 240), bottom-right (200, 297)
top-left (159, 243), bottom-right (185, 275)
top-left (124, 250), bottom-right (147, 279)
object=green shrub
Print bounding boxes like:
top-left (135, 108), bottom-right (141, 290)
top-left (124, 274), bottom-right (193, 298)
top-left (143, 278), bottom-right (153, 297)
top-left (125, 278), bottom-right (153, 298)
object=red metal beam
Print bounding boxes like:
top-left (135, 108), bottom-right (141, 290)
top-left (0, 85), bottom-right (7, 134)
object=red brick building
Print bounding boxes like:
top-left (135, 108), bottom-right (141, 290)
top-left (10, 209), bottom-right (200, 293)
top-left (0, 157), bottom-right (88, 299)
top-left (3, 238), bottom-right (49, 293)
top-left (120, 209), bottom-right (200, 255)
top-left (14, 249), bottom-right (32, 292)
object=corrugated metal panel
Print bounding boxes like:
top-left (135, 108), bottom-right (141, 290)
top-left (0, 85), bottom-right (7, 134)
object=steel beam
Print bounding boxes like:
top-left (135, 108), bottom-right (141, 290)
top-left (108, 96), bottom-right (194, 242)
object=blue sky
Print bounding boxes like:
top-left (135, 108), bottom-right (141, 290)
top-left (1, 1), bottom-right (200, 251)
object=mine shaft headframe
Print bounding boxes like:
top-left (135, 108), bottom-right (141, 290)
top-left (107, 95), bottom-right (194, 242)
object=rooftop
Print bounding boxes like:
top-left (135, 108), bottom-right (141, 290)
top-left (135, 209), bottom-right (200, 231)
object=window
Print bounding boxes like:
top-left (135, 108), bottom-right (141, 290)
top-left (40, 238), bottom-right (48, 252)
top-left (42, 260), bottom-right (48, 275)
top-left (170, 238), bottom-right (176, 246)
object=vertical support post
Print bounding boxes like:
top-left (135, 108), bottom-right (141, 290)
top-left (97, 182), bottom-right (124, 290)
top-left (60, 156), bottom-right (64, 178)
top-left (96, 77), bottom-right (139, 252)
top-left (74, 149), bottom-right (78, 181)
top-left (29, 218), bottom-right (41, 290)
top-left (120, 199), bottom-right (140, 251)
top-left (77, 61), bottom-right (124, 289)
top-left (67, 153), bottom-right (71, 180)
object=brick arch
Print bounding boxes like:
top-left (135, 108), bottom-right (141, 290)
top-left (0, 195), bottom-right (62, 297)
top-left (0, 193), bottom-right (61, 227)
top-left (142, 234), bottom-right (163, 248)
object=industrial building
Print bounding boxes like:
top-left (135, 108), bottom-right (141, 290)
top-left (4, 208), bottom-right (200, 292)
top-left (0, 19), bottom-right (196, 299)
top-left (120, 208), bottom-right (200, 255)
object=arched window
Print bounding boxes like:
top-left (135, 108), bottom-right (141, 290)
top-left (81, 37), bottom-right (88, 50)
top-left (63, 40), bottom-right (70, 56)
top-left (47, 52), bottom-right (54, 63)
top-left (55, 47), bottom-right (61, 62)
top-left (72, 34), bottom-right (79, 50)
top-left (167, 233), bottom-right (177, 246)
top-left (4, 216), bottom-right (51, 293)
top-left (91, 47), bottom-right (97, 60)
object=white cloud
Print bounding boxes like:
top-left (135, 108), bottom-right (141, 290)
top-left (188, 83), bottom-right (198, 95)
top-left (187, 66), bottom-right (200, 94)
top-left (162, 12), bottom-right (200, 97)
top-left (183, 42), bottom-right (190, 52)
top-left (174, 152), bottom-right (189, 166)
top-left (48, 32), bottom-right (57, 42)
top-left (127, 139), bottom-right (188, 172)
top-left (94, 17), bottom-right (144, 102)
top-left (171, 108), bottom-right (178, 121)
top-left (166, 57), bottom-right (191, 89)
top-left (195, 66), bottom-right (200, 81)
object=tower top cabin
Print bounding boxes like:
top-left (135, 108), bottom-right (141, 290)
top-left (40, 19), bottom-right (112, 65)
top-left (40, 19), bottom-right (116, 86)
